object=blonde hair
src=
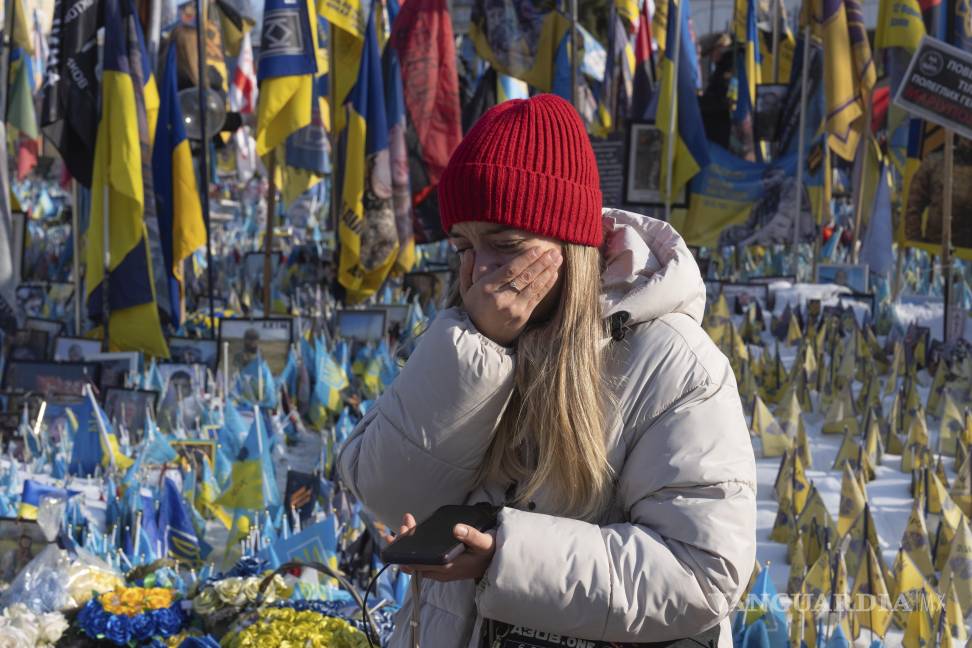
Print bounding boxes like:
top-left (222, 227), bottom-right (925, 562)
top-left (451, 244), bottom-right (615, 520)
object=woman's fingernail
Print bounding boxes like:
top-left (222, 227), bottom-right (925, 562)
top-left (455, 525), bottom-right (468, 538)
top-left (530, 248), bottom-right (542, 259)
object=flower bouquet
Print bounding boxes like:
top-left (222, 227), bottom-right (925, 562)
top-left (220, 607), bottom-right (369, 648)
top-left (191, 574), bottom-right (290, 637)
top-left (74, 587), bottom-right (187, 646)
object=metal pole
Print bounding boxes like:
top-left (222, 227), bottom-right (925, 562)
top-left (0, 0), bottom-right (12, 124)
top-left (942, 128), bottom-right (954, 343)
top-left (329, 20), bottom-right (338, 233)
top-left (195, 0), bottom-right (216, 336)
top-left (771, 0), bottom-right (781, 83)
top-left (147, 0), bottom-right (162, 69)
top-left (570, 0), bottom-right (579, 111)
top-left (792, 26), bottom-right (811, 266)
top-left (664, 0), bottom-right (685, 222)
top-left (102, 184), bottom-right (110, 350)
top-left (71, 181), bottom-right (81, 333)
top-left (851, 92), bottom-right (873, 264)
top-left (263, 151), bottom-right (277, 315)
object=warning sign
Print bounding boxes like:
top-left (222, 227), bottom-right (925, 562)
top-left (894, 36), bottom-right (972, 141)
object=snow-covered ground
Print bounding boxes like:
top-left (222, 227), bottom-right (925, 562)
top-left (751, 333), bottom-right (953, 645)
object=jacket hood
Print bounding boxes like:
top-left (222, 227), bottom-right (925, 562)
top-left (600, 208), bottom-right (706, 326)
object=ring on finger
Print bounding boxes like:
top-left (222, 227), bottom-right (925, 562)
top-left (507, 279), bottom-right (522, 293)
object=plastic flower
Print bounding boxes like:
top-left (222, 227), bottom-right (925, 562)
top-left (150, 605), bottom-right (185, 637)
top-left (104, 614), bottom-right (132, 645)
top-left (120, 587), bottom-right (144, 608)
top-left (213, 578), bottom-right (246, 606)
top-left (130, 613), bottom-right (157, 642)
top-left (145, 587), bottom-right (174, 610)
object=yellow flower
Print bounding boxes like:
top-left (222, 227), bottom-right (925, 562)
top-left (120, 587), bottom-right (144, 608)
top-left (144, 588), bottom-right (173, 610)
top-left (213, 578), bottom-right (246, 607)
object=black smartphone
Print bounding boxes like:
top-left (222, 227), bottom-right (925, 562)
top-left (380, 503), bottom-right (499, 566)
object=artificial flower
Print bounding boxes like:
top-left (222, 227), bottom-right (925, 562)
top-left (104, 614), bottom-right (132, 645)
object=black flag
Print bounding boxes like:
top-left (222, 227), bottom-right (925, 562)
top-left (39, 0), bottom-right (102, 187)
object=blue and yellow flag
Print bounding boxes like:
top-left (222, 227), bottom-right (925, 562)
top-left (152, 45), bottom-right (206, 326)
top-left (656, 0), bottom-right (710, 202)
top-left (158, 478), bottom-right (201, 564)
top-left (733, 0), bottom-right (762, 156)
top-left (85, 0), bottom-right (168, 358)
top-left (338, 6), bottom-right (398, 303)
top-left (18, 480), bottom-right (78, 520)
top-left (255, 0), bottom-right (318, 156)
top-left (216, 411), bottom-right (279, 510)
top-left (805, 0), bottom-right (875, 161)
top-left (468, 0), bottom-right (570, 93)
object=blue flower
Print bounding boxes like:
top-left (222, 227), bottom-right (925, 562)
top-left (150, 606), bottom-right (184, 637)
top-left (84, 609), bottom-right (110, 638)
top-left (104, 615), bottom-right (131, 646)
top-left (130, 613), bottom-right (157, 641)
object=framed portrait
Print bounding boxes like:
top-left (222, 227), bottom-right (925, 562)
top-left (720, 283), bottom-right (770, 315)
top-left (25, 318), bottom-right (64, 357)
top-left (335, 309), bottom-right (388, 343)
top-left (5, 328), bottom-right (51, 362)
top-left (375, 304), bottom-right (411, 331)
top-left (624, 121), bottom-right (687, 207)
top-left (403, 271), bottom-right (449, 309)
top-left (87, 352), bottom-right (139, 390)
top-left (816, 263), bottom-right (870, 294)
top-left (168, 337), bottom-right (219, 369)
top-left (1, 360), bottom-right (100, 396)
top-left (0, 518), bottom-right (50, 583)
top-left (52, 337), bottom-right (102, 362)
top-left (15, 284), bottom-right (46, 319)
top-left (754, 84), bottom-right (789, 143)
top-left (157, 363), bottom-right (206, 399)
top-left (104, 388), bottom-right (158, 443)
top-left (219, 318), bottom-right (293, 376)
top-left (170, 440), bottom-right (216, 470)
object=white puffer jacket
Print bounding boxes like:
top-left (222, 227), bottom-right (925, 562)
top-left (338, 209), bottom-right (757, 648)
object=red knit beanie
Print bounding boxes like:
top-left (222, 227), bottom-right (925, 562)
top-left (439, 94), bottom-right (603, 247)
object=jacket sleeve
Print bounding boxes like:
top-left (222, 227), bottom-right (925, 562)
top-left (337, 307), bottom-right (516, 527)
top-left (475, 373), bottom-right (757, 642)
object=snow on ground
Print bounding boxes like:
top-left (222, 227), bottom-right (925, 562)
top-left (750, 339), bottom-right (955, 645)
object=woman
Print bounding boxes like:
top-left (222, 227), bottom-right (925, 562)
top-left (339, 94), bottom-right (756, 648)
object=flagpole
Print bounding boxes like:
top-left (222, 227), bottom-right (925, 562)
top-left (147, 0), bottom-right (162, 69)
top-left (329, 20), bottom-right (338, 234)
top-left (263, 151), bottom-right (277, 315)
top-left (0, 0), bottom-right (11, 116)
top-left (942, 128), bottom-right (954, 344)
top-left (664, 0), bottom-right (684, 222)
top-left (771, 0), bottom-right (781, 83)
top-left (71, 180), bottom-right (81, 333)
top-left (102, 184), bottom-right (111, 351)
top-left (195, 0), bottom-right (216, 336)
top-left (792, 26), bottom-right (811, 277)
top-left (850, 91), bottom-right (873, 264)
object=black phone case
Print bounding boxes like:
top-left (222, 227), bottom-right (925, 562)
top-left (380, 504), bottom-right (498, 566)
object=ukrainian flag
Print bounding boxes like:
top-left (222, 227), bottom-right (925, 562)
top-left (337, 6), bottom-right (398, 303)
top-left (656, 0), bottom-right (710, 202)
top-left (153, 45), bottom-right (206, 326)
top-left (808, 0), bottom-right (875, 161)
top-left (216, 413), bottom-right (279, 511)
top-left (18, 480), bottom-right (78, 520)
top-left (254, 0), bottom-right (318, 156)
top-left (733, 0), bottom-right (762, 156)
top-left (85, 0), bottom-right (168, 358)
